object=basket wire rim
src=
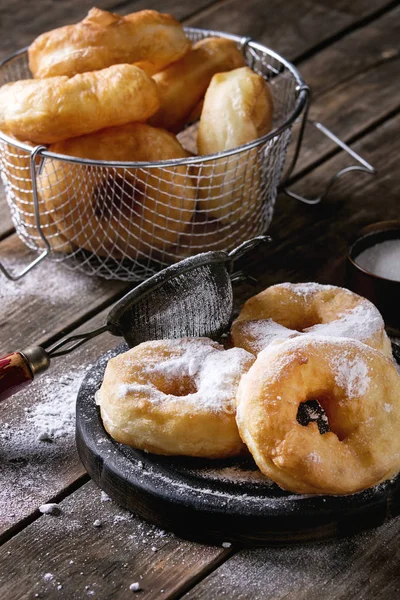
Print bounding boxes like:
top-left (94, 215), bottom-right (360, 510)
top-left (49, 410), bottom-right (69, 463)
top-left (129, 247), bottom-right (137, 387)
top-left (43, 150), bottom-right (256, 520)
top-left (0, 27), bottom-right (307, 168)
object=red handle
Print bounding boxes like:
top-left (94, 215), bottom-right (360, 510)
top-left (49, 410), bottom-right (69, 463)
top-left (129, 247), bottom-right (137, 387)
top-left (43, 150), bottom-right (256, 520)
top-left (0, 352), bottom-right (34, 402)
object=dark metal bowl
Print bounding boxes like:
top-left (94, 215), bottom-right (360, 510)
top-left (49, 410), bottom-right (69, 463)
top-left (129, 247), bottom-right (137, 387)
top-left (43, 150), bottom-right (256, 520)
top-left (346, 221), bottom-right (400, 336)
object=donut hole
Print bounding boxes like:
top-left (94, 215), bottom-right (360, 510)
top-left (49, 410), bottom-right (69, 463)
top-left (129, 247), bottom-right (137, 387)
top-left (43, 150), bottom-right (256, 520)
top-left (155, 374), bottom-right (198, 397)
top-left (296, 399), bottom-right (330, 435)
top-left (93, 174), bottom-right (143, 219)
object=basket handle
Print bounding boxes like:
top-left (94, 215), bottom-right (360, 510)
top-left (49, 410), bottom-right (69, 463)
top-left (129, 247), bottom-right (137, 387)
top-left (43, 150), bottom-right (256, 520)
top-left (279, 85), bottom-right (376, 205)
top-left (0, 145), bottom-right (50, 280)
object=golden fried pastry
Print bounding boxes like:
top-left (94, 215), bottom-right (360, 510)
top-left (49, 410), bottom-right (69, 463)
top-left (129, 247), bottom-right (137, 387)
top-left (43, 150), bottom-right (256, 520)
top-left (28, 8), bottom-right (191, 78)
top-left (0, 64), bottom-right (160, 144)
top-left (236, 336), bottom-right (400, 495)
top-left (1, 141), bottom-right (72, 252)
top-left (97, 338), bottom-right (255, 458)
top-left (197, 66), bottom-right (273, 224)
top-left (149, 37), bottom-right (246, 133)
top-left (232, 282), bottom-right (392, 357)
top-left (39, 123), bottom-right (196, 259)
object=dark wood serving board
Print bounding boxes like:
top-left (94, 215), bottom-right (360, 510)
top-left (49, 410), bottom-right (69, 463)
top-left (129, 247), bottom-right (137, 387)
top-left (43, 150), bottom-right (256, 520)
top-left (76, 343), bottom-right (400, 546)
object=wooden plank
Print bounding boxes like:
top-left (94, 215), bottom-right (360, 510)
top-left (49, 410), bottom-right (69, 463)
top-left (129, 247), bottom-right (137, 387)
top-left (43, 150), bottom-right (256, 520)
top-left (183, 516), bottom-right (400, 599)
top-left (1, 0), bottom-right (393, 62)
top-left (0, 234), bottom-right (126, 351)
top-left (0, 308), bottom-right (114, 538)
top-left (0, 480), bottom-right (230, 600)
top-left (234, 107), bottom-right (400, 300)
top-left (289, 4), bottom-right (400, 173)
top-left (185, 0), bottom-right (395, 60)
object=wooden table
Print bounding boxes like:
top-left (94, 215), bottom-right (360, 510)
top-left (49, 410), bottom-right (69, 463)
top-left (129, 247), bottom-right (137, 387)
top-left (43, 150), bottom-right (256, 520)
top-left (1, 1), bottom-right (400, 598)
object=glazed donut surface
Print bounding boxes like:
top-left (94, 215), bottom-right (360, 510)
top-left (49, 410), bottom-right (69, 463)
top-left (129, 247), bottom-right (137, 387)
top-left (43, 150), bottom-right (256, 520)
top-left (28, 8), bottom-right (191, 78)
top-left (236, 336), bottom-right (400, 495)
top-left (97, 338), bottom-right (255, 458)
top-left (0, 64), bottom-right (160, 144)
top-left (39, 123), bottom-right (196, 259)
top-left (232, 282), bottom-right (392, 357)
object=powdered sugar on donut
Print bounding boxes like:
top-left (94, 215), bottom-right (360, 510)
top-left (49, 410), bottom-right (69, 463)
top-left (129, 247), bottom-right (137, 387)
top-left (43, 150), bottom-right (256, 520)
top-left (234, 283), bottom-right (386, 355)
top-left (332, 352), bottom-right (370, 399)
top-left (233, 319), bottom-right (299, 353)
top-left (278, 282), bottom-right (336, 296)
top-left (259, 336), bottom-right (372, 399)
top-left (115, 339), bottom-right (254, 412)
top-left (305, 300), bottom-right (383, 343)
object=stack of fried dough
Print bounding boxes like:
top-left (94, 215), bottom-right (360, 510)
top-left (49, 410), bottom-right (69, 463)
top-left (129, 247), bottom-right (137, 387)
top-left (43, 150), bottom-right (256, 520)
top-left (97, 282), bottom-right (400, 496)
top-left (0, 7), bottom-right (274, 259)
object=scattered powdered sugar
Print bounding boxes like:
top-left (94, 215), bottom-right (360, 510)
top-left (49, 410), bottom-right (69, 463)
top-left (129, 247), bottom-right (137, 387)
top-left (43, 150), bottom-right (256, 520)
top-left (0, 252), bottom-right (112, 306)
top-left (185, 465), bottom-right (274, 486)
top-left (0, 361), bottom-right (92, 529)
top-left (332, 352), bottom-right (370, 399)
top-left (39, 503), bottom-right (61, 516)
top-left (114, 339), bottom-right (254, 413)
top-left (113, 514), bottom-right (132, 524)
top-left (384, 403), bottom-right (393, 413)
top-left (26, 373), bottom-right (79, 440)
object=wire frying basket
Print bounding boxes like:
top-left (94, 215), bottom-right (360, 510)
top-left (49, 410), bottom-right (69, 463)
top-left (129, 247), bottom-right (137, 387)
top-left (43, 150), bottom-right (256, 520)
top-left (0, 28), bottom-right (375, 282)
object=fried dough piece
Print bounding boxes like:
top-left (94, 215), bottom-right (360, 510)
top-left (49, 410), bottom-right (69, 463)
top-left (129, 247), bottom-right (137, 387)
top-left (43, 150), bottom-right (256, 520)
top-left (231, 282), bottom-right (393, 357)
top-left (29, 8), bottom-right (191, 78)
top-left (198, 66), bottom-right (273, 153)
top-left (149, 37), bottom-right (246, 133)
top-left (197, 66), bottom-right (273, 224)
top-left (39, 123), bottom-right (196, 259)
top-left (0, 64), bottom-right (160, 144)
top-left (236, 337), bottom-right (400, 494)
top-left (97, 338), bottom-right (254, 458)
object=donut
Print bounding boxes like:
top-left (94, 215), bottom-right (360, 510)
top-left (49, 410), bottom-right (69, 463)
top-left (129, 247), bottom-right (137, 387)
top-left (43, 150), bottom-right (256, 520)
top-left (149, 37), bottom-right (246, 133)
top-left (236, 336), bottom-right (400, 494)
top-left (97, 338), bottom-right (255, 458)
top-left (0, 64), bottom-right (160, 144)
top-left (197, 66), bottom-right (273, 225)
top-left (28, 8), bottom-right (191, 78)
top-left (0, 141), bottom-right (72, 252)
top-left (232, 282), bottom-right (392, 357)
top-left (39, 123), bottom-right (196, 259)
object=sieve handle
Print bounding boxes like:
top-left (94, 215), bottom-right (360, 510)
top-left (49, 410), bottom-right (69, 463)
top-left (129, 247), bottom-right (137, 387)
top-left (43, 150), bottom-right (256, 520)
top-left (0, 347), bottom-right (50, 403)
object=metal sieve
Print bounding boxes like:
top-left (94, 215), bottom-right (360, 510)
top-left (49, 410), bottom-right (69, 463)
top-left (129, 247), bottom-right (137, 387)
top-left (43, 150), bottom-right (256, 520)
top-left (0, 236), bottom-right (267, 402)
top-left (0, 28), bottom-right (375, 282)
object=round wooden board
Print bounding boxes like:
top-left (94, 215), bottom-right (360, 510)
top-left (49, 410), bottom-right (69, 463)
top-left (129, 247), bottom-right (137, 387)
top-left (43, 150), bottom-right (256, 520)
top-left (76, 343), bottom-right (400, 546)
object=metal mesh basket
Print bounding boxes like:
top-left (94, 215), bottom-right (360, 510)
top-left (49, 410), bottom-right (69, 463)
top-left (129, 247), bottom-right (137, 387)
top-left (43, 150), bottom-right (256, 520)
top-left (0, 28), bottom-right (371, 282)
